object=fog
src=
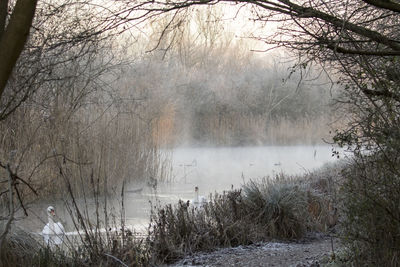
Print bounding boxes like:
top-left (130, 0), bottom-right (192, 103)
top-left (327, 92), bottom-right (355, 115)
top-left (122, 144), bottom-right (343, 228)
top-left (170, 145), bottom-right (339, 191)
top-left (1, 4), bottom-right (344, 239)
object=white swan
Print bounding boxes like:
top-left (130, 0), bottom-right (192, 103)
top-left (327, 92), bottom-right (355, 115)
top-left (191, 186), bottom-right (207, 208)
top-left (42, 206), bottom-right (65, 247)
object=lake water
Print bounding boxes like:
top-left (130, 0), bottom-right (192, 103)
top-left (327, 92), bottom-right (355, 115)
top-left (168, 145), bottom-right (339, 191)
top-left (123, 145), bottom-right (342, 228)
top-left (22, 145), bottom-right (344, 235)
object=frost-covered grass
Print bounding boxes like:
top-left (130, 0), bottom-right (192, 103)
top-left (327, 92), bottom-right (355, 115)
top-left (0, 227), bottom-right (149, 267)
top-left (147, 166), bottom-right (340, 264)
top-left (1, 164), bottom-right (341, 266)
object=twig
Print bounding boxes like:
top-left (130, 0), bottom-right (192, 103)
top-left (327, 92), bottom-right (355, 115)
top-left (0, 164), bottom-right (15, 251)
top-left (0, 189), bottom-right (9, 197)
top-left (121, 179), bottom-right (126, 247)
top-left (0, 160), bottom-right (38, 196)
top-left (13, 183), bottom-right (28, 216)
top-left (103, 253), bottom-right (129, 267)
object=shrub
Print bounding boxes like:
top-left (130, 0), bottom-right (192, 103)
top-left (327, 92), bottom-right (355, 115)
top-left (147, 191), bottom-right (257, 264)
top-left (243, 178), bottom-right (310, 238)
top-left (339, 154), bottom-right (400, 266)
top-left (0, 228), bottom-right (41, 267)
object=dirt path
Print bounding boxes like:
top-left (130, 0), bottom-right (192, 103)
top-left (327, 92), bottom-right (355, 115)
top-left (167, 235), bottom-right (337, 267)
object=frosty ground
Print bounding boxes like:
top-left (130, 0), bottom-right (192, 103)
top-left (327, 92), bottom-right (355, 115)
top-left (166, 234), bottom-right (337, 267)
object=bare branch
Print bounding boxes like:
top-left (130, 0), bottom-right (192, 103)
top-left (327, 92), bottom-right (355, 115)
top-left (0, 165), bottom-right (15, 251)
top-left (362, 0), bottom-right (400, 13)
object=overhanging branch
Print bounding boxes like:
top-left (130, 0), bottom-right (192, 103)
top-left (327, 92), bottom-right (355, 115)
top-left (362, 0), bottom-right (400, 13)
top-left (324, 42), bottom-right (400, 56)
top-left (362, 88), bottom-right (400, 102)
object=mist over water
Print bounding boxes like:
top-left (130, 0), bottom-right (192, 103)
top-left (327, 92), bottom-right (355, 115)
top-left (20, 145), bottom-right (343, 235)
top-left (123, 144), bottom-right (342, 228)
top-left (170, 145), bottom-right (339, 193)
top-left (1, 3), bottom-right (344, 243)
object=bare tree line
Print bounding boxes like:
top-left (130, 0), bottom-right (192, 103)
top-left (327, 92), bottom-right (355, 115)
top-left (127, 48), bottom-right (335, 146)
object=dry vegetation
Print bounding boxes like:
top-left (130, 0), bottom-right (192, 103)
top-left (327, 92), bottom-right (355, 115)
top-left (1, 0), bottom-right (400, 266)
top-left (0, 164), bottom-right (342, 266)
top-left (0, 2), bottom-right (341, 267)
top-left (147, 168), bottom-right (340, 264)
top-left (128, 54), bottom-right (335, 147)
top-left (0, 9), bottom-right (334, 199)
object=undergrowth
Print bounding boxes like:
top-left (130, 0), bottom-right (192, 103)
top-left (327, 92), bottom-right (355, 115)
top-left (0, 166), bottom-right (340, 266)
top-left (5, 155), bottom-right (400, 267)
top-left (148, 169), bottom-right (339, 264)
top-left (339, 154), bottom-right (400, 266)
top-left (0, 226), bottom-right (149, 267)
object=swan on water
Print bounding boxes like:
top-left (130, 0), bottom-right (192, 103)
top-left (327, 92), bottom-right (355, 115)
top-left (191, 186), bottom-right (207, 207)
top-left (42, 206), bottom-right (65, 247)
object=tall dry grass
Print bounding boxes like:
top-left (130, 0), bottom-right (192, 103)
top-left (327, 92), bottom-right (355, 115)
top-left (156, 107), bottom-right (333, 146)
top-left (0, 185), bottom-right (150, 267)
top-left (0, 91), bottom-right (171, 200)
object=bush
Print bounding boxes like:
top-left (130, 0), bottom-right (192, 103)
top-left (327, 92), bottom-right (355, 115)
top-left (0, 228), bottom-right (76, 267)
top-left (243, 178), bottom-right (310, 238)
top-left (242, 171), bottom-right (339, 238)
top-left (339, 154), bottom-right (400, 266)
top-left (0, 228), bottom-right (41, 267)
top-left (147, 191), bottom-right (257, 264)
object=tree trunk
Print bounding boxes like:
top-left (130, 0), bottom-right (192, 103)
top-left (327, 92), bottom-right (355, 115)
top-left (0, 0), bottom-right (38, 99)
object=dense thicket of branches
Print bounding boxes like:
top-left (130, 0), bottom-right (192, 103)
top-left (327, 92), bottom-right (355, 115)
top-left (0, 0), bottom-right (160, 253)
top-left (0, 0), bottom-right (130, 121)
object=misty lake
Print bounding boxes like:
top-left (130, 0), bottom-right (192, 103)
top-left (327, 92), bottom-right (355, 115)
top-left (122, 144), bottom-right (343, 229)
top-left (24, 145), bottom-right (344, 235)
